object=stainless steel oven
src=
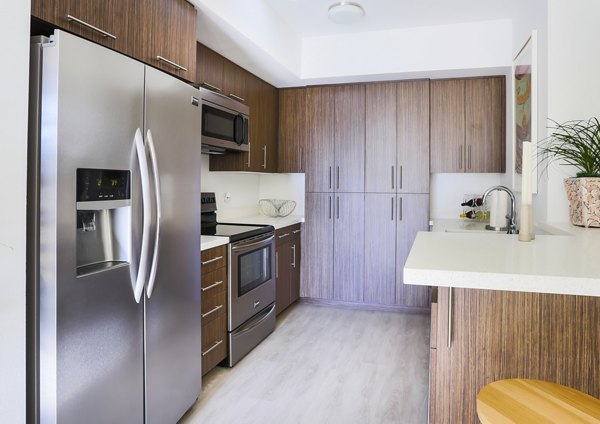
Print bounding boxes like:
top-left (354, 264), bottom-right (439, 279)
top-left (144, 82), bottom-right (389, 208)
top-left (227, 231), bottom-right (276, 366)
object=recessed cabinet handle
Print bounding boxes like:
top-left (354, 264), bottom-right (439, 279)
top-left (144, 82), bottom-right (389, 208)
top-left (229, 94), bottom-right (245, 103)
top-left (201, 304), bottom-right (223, 319)
top-left (66, 15), bottom-right (117, 40)
top-left (201, 280), bottom-right (223, 292)
top-left (202, 339), bottom-right (223, 356)
top-left (156, 56), bottom-right (187, 72)
top-left (201, 82), bottom-right (221, 92)
top-left (201, 255), bottom-right (223, 265)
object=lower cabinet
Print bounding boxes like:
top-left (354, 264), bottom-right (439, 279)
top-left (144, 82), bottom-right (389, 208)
top-left (200, 245), bottom-right (228, 376)
top-left (430, 287), bottom-right (600, 423)
top-left (275, 224), bottom-right (302, 315)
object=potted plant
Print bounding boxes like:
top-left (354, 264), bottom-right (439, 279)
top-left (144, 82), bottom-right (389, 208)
top-left (539, 118), bottom-right (600, 227)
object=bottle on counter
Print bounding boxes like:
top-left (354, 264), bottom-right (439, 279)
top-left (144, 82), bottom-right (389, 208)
top-left (461, 197), bottom-right (484, 207)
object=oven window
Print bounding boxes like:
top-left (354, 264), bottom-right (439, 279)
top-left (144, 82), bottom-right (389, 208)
top-left (238, 245), bottom-right (271, 296)
top-left (202, 105), bottom-right (235, 141)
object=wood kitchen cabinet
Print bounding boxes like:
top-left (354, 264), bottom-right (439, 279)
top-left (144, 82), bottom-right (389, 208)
top-left (302, 193), bottom-right (334, 299)
top-left (430, 77), bottom-right (505, 173)
top-left (305, 86), bottom-right (335, 192)
top-left (278, 88), bottom-right (307, 173)
top-left (32, 0), bottom-right (197, 83)
top-left (430, 287), bottom-right (600, 423)
top-left (32, 0), bottom-right (135, 55)
top-left (200, 245), bottom-right (228, 376)
top-left (365, 80), bottom-right (430, 194)
top-left (196, 43), bottom-right (224, 92)
top-left (275, 224), bottom-right (302, 315)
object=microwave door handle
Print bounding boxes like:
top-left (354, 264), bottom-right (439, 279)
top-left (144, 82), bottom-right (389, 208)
top-left (231, 234), bottom-right (275, 251)
top-left (145, 129), bottom-right (162, 299)
top-left (133, 128), bottom-right (151, 303)
top-left (233, 114), bottom-right (243, 145)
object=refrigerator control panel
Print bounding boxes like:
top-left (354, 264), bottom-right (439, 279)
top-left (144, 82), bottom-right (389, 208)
top-left (77, 168), bottom-right (130, 202)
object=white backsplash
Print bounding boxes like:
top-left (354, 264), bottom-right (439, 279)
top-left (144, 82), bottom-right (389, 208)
top-left (200, 155), bottom-right (305, 219)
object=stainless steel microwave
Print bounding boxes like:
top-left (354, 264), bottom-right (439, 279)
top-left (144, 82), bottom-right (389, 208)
top-left (200, 87), bottom-right (249, 154)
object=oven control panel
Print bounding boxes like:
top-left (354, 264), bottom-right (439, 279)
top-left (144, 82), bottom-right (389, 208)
top-left (201, 192), bottom-right (217, 213)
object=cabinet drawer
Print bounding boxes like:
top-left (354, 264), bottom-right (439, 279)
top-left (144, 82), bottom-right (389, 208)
top-left (202, 287), bottom-right (226, 323)
top-left (201, 245), bottom-right (227, 274)
top-left (201, 267), bottom-right (226, 290)
top-left (201, 313), bottom-right (227, 376)
top-left (276, 223), bottom-right (301, 240)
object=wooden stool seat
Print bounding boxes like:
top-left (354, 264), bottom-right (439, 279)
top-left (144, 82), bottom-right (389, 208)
top-left (477, 379), bottom-right (600, 423)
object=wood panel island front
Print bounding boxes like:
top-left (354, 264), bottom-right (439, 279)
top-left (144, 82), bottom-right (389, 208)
top-left (404, 221), bottom-right (600, 424)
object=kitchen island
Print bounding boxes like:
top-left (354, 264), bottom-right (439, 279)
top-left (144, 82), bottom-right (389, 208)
top-left (404, 220), bottom-right (600, 424)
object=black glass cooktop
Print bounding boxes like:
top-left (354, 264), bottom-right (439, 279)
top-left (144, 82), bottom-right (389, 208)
top-left (201, 223), bottom-right (274, 242)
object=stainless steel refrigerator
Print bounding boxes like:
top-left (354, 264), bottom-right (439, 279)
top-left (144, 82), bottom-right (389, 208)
top-left (28, 30), bottom-right (202, 423)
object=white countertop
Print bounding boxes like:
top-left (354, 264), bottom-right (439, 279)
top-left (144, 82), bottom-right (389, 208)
top-left (404, 219), bottom-right (600, 297)
top-left (218, 214), bottom-right (304, 230)
top-left (201, 235), bottom-right (229, 251)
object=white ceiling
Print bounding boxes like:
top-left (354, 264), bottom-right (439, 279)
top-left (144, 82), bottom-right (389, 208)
top-left (262, 0), bottom-right (520, 38)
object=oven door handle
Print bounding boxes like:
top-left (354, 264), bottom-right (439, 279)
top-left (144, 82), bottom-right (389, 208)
top-left (231, 234), bottom-right (275, 251)
top-left (234, 303), bottom-right (276, 337)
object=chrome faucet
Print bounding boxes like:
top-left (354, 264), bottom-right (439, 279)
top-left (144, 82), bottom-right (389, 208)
top-left (481, 185), bottom-right (518, 234)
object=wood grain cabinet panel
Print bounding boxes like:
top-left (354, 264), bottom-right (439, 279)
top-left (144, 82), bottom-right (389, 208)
top-left (396, 194), bottom-right (430, 307)
top-left (278, 88), bottom-right (307, 173)
top-left (305, 86), bottom-right (335, 193)
top-left (196, 43), bottom-right (224, 91)
top-left (430, 79), bottom-right (465, 173)
top-left (290, 229), bottom-right (301, 305)
top-left (275, 224), bottom-right (302, 315)
top-left (334, 85), bottom-right (365, 193)
top-left (333, 193), bottom-right (365, 302)
top-left (364, 194), bottom-right (397, 304)
top-left (397, 80), bottom-right (430, 193)
top-left (134, 0), bottom-right (196, 83)
top-left (365, 82), bottom-right (397, 193)
top-left (465, 77), bottom-right (506, 172)
top-left (430, 287), bottom-right (600, 424)
top-left (302, 193), bottom-right (334, 299)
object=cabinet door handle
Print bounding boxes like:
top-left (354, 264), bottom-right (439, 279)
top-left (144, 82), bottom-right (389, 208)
top-left (202, 339), bottom-right (223, 356)
top-left (201, 82), bottom-right (222, 92)
top-left (447, 287), bottom-right (453, 348)
top-left (468, 145), bottom-right (472, 170)
top-left (66, 15), bottom-right (117, 40)
top-left (201, 304), bottom-right (223, 319)
top-left (299, 147), bottom-right (303, 171)
top-left (156, 56), bottom-right (188, 72)
top-left (458, 145), bottom-right (463, 170)
top-left (278, 233), bottom-right (290, 239)
top-left (291, 244), bottom-right (296, 268)
top-left (336, 166), bottom-right (340, 190)
top-left (398, 197), bottom-right (403, 221)
top-left (201, 255), bottom-right (223, 265)
top-left (262, 145), bottom-right (267, 169)
top-left (329, 166), bottom-right (332, 189)
top-left (292, 230), bottom-right (301, 234)
top-left (247, 142), bottom-right (251, 168)
top-left (400, 165), bottom-right (403, 190)
top-left (228, 93), bottom-right (246, 103)
top-left (275, 251), bottom-right (279, 278)
top-left (391, 165), bottom-right (395, 190)
top-left (201, 280), bottom-right (223, 292)
top-left (391, 197), bottom-right (394, 221)
top-left (336, 196), bottom-right (340, 220)
top-left (329, 196), bottom-right (332, 219)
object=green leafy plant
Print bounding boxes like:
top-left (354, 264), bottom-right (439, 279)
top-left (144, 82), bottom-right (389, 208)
top-left (538, 118), bottom-right (600, 177)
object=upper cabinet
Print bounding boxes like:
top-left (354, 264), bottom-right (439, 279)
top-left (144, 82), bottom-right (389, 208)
top-left (32, 0), bottom-right (135, 55)
top-left (196, 43), bottom-right (224, 92)
top-left (278, 88), bottom-right (307, 173)
top-left (305, 86), bottom-right (335, 192)
top-left (32, 0), bottom-right (197, 83)
top-left (430, 77), bottom-right (505, 173)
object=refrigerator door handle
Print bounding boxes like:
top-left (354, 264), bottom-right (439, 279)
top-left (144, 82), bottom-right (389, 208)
top-left (146, 129), bottom-right (162, 298)
top-left (134, 128), bottom-right (152, 303)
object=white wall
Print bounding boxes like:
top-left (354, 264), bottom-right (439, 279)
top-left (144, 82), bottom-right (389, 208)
top-left (0, 1), bottom-right (30, 422)
top-left (544, 0), bottom-right (600, 224)
top-left (259, 173), bottom-right (305, 215)
top-left (301, 19), bottom-right (512, 84)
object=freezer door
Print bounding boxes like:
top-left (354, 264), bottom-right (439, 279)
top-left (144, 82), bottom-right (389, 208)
top-left (143, 66), bottom-right (202, 424)
top-left (37, 31), bottom-right (145, 424)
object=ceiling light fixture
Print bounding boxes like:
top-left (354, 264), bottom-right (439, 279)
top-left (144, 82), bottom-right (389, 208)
top-left (328, 2), bottom-right (365, 25)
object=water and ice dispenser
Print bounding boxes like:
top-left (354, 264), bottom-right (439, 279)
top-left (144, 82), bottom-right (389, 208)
top-left (76, 168), bottom-right (131, 275)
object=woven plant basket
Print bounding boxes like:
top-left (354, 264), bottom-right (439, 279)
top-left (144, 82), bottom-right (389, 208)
top-left (564, 177), bottom-right (600, 227)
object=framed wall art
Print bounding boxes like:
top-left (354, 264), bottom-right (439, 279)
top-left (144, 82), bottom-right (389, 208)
top-left (512, 30), bottom-right (538, 193)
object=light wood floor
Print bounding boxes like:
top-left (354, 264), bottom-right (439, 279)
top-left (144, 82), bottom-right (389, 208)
top-left (181, 301), bottom-right (431, 424)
